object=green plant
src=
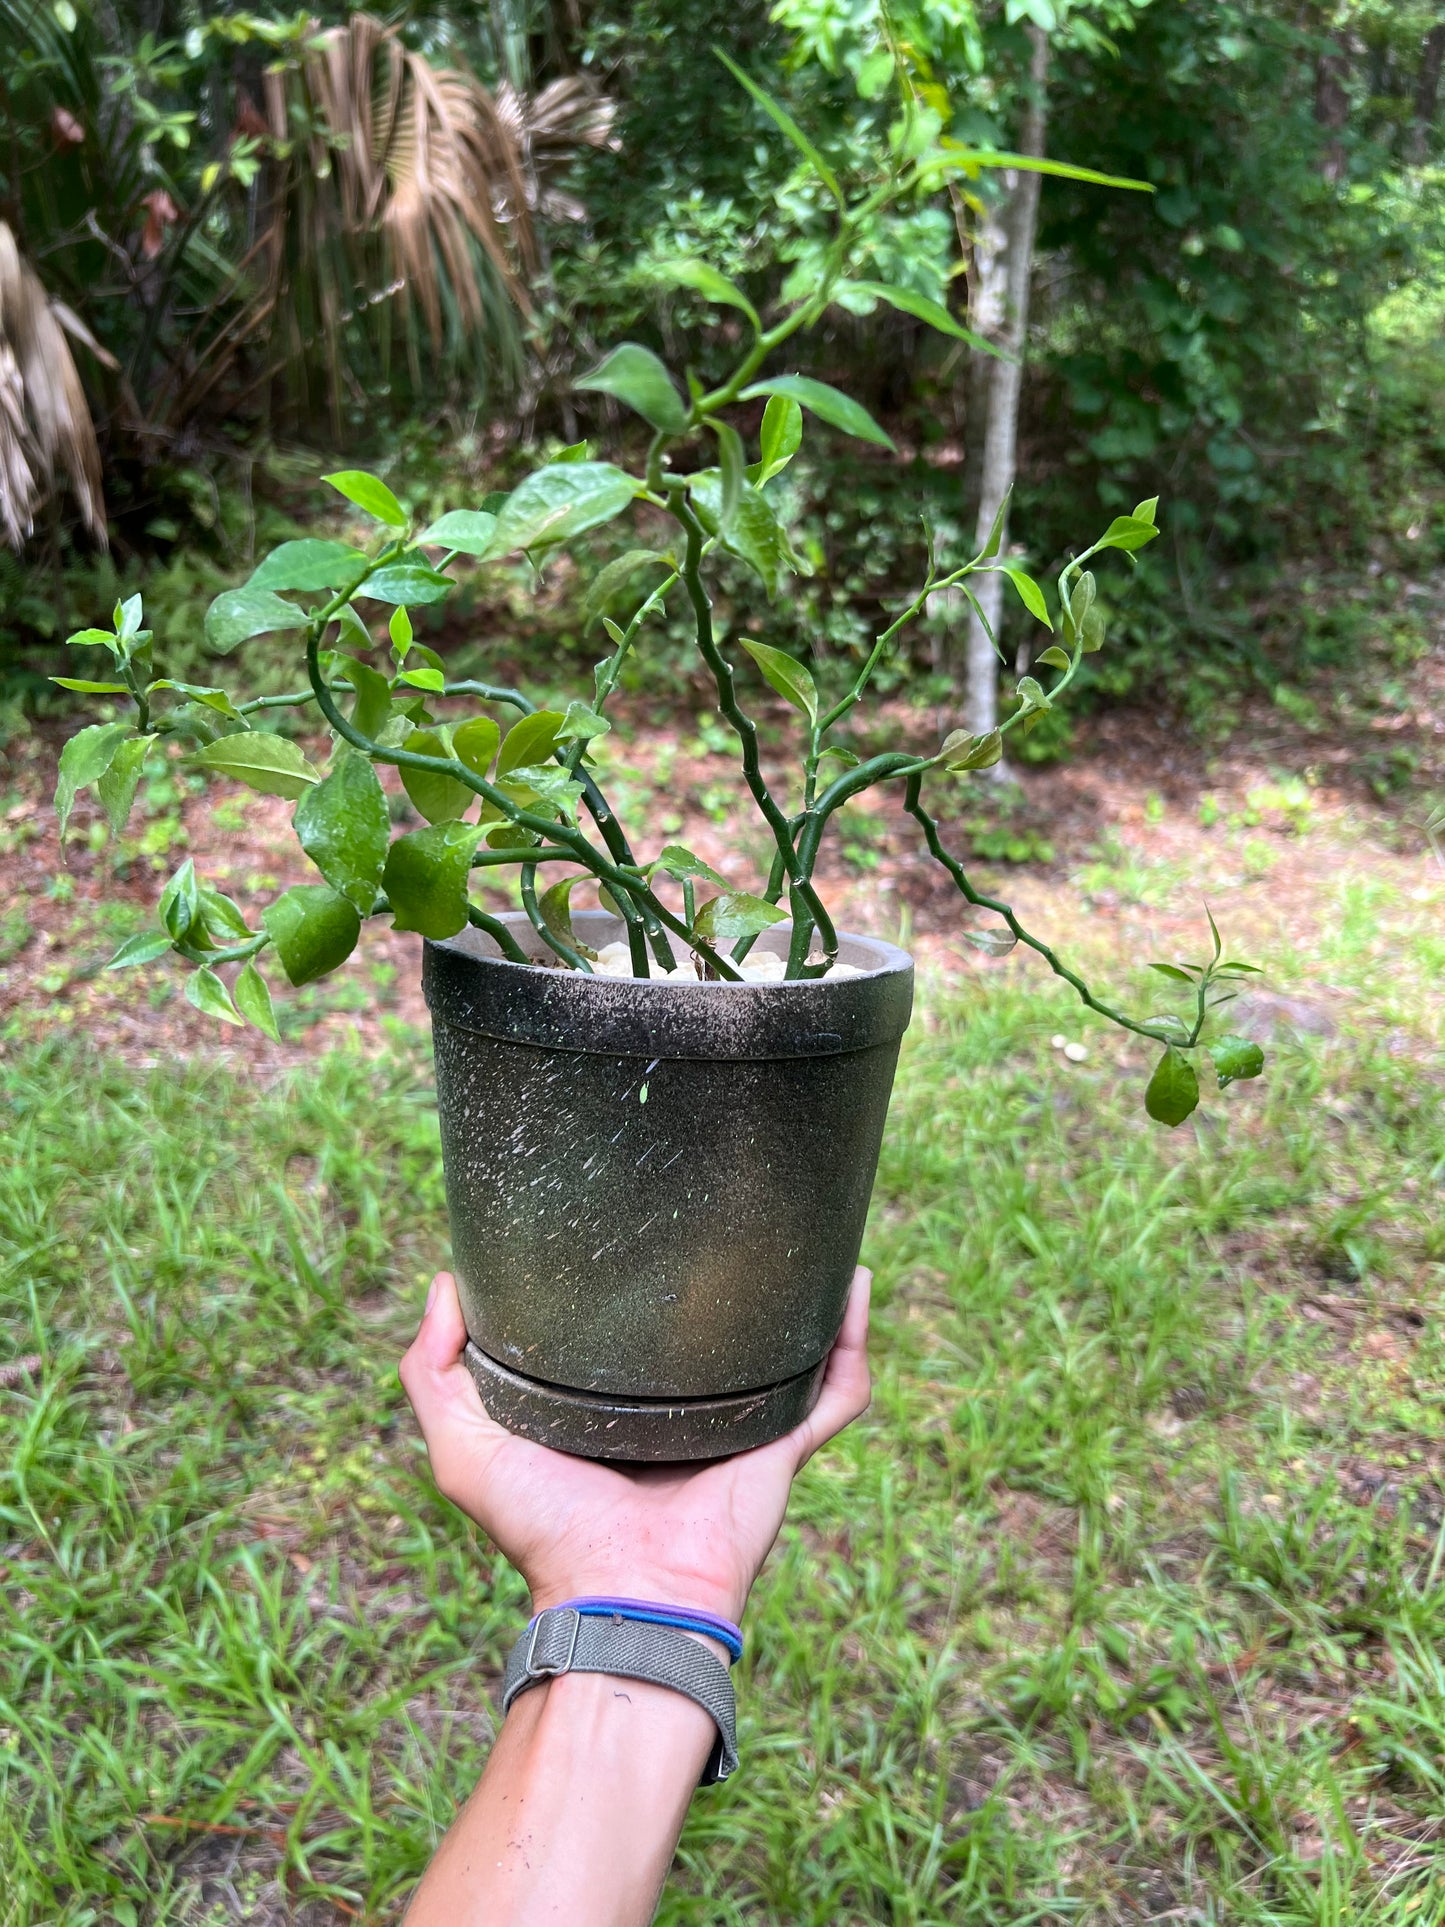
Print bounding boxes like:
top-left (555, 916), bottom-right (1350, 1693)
top-left (51, 71), bottom-right (1266, 1129)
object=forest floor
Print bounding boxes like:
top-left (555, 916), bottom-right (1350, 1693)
top-left (1, 659), bottom-right (1444, 1923)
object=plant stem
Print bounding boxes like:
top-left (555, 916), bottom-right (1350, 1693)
top-left (465, 904), bottom-right (530, 964)
top-left (520, 864), bottom-right (593, 972)
top-left (903, 774), bottom-right (1180, 1045)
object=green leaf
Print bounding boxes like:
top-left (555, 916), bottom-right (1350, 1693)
top-left (294, 751), bottom-right (390, 913)
top-left (453, 715), bottom-right (501, 778)
top-left (980, 488), bottom-right (1011, 562)
top-left (1037, 645), bottom-right (1071, 670)
top-left (739, 376), bottom-right (893, 450)
top-left (960, 927), bottom-right (1018, 956)
top-left (389, 605), bottom-right (413, 664)
top-left (397, 667), bottom-right (444, 693)
top-left (51, 677), bottom-right (130, 693)
top-left (186, 965), bottom-right (243, 1026)
top-left (401, 730), bottom-right (474, 824)
top-left (334, 656), bottom-right (392, 741)
top-left (999, 564), bottom-right (1052, 627)
top-left (337, 604), bottom-right (372, 654)
top-left (106, 930), bottom-right (173, 970)
top-left (496, 710), bottom-right (565, 778)
top-left (485, 463), bottom-right (641, 558)
top-left (64, 627), bottom-right (122, 652)
top-left (1015, 675), bottom-right (1051, 712)
top-left (753, 395), bottom-right (803, 485)
top-left (383, 821), bottom-right (482, 939)
top-left (537, 875), bottom-right (597, 961)
top-left (558, 701), bottom-right (610, 745)
top-left (356, 564), bottom-right (452, 606)
top-left (323, 469), bottom-right (407, 527)
top-left (1209, 1035), bottom-right (1265, 1088)
top-left (193, 733), bottom-right (321, 800)
top-left (248, 539), bottom-right (368, 593)
top-left (689, 474), bottom-right (795, 598)
top-left (159, 859), bottom-right (200, 942)
top-left (197, 886), bottom-right (252, 944)
top-left (1080, 607), bottom-right (1106, 654)
top-left (583, 548), bottom-right (671, 621)
top-left (1064, 572), bottom-right (1096, 638)
top-left (940, 728), bottom-right (1003, 771)
top-left (204, 587), bottom-right (308, 655)
top-left (233, 960), bottom-right (280, 1041)
top-left (55, 721), bottom-right (131, 836)
top-left (1144, 1046), bottom-right (1200, 1127)
top-left (1096, 515), bottom-right (1161, 554)
top-left (651, 259), bottom-right (760, 330)
top-left (576, 343), bottom-right (688, 435)
top-left (818, 745), bottom-right (860, 773)
top-left (262, 885), bottom-right (362, 986)
top-left (693, 892), bottom-right (788, 943)
top-left (651, 845), bottom-right (729, 888)
top-left (1148, 962), bottom-right (1195, 984)
top-left (714, 47), bottom-right (842, 203)
top-left (146, 680), bottom-right (244, 721)
top-left (498, 765), bottom-right (586, 824)
top-left (1133, 496), bottom-right (1160, 526)
top-left (712, 420), bottom-right (745, 534)
top-left (844, 281), bottom-right (992, 351)
top-left (418, 510), bottom-right (498, 555)
top-left (740, 638), bottom-right (817, 724)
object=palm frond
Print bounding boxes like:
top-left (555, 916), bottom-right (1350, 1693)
top-left (0, 224), bottom-right (106, 553)
top-left (496, 76), bottom-right (619, 224)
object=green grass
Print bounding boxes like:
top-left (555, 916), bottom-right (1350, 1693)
top-left (2, 968), bottom-right (1444, 1923)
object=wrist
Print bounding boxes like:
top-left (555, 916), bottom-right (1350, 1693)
top-left (528, 1570), bottom-right (748, 1626)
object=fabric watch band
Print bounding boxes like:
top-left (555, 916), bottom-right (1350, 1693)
top-left (501, 1606), bottom-right (739, 1785)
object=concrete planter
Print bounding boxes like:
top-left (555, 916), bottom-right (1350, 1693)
top-left (422, 911), bottom-right (913, 1461)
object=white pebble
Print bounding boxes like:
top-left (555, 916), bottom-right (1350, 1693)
top-left (1050, 1034), bottom-right (1067, 1049)
top-left (1064, 1041), bottom-right (1088, 1062)
top-left (824, 962), bottom-right (862, 980)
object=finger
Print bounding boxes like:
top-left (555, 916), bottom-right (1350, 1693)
top-left (399, 1273), bottom-right (515, 1483)
top-left (787, 1266), bottom-right (872, 1468)
top-left (410, 1271), bottom-right (468, 1371)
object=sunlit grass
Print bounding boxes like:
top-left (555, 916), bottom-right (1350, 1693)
top-left (2, 948), bottom-right (1443, 1920)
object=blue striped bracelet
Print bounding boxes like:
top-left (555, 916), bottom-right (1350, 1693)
top-left (531, 1596), bottom-right (744, 1665)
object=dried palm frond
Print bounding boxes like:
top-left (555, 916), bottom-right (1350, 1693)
top-left (495, 76), bottom-right (619, 224)
top-left (0, 223), bottom-right (107, 553)
top-left (246, 14), bottom-right (553, 420)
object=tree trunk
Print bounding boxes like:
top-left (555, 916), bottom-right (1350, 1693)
top-left (1314, 19), bottom-right (1351, 183)
top-left (961, 24), bottom-right (1048, 743)
top-left (1407, 23), bottom-right (1445, 162)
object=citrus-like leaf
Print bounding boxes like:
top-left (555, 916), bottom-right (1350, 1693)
top-left (486, 463), bottom-right (641, 558)
top-left (186, 965), bottom-right (243, 1026)
top-left (558, 701), bottom-right (610, 744)
top-left (496, 710), bottom-right (565, 778)
top-left (740, 638), bottom-right (818, 724)
top-left (193, 733), bottom-right (321, 800)
top-left (95, 736), bottom-right (150, 835)
top-left (714, 48), bottom-right (842, 202)
top-left (999, 564), bottom-right (1052, 627)
top-left (323, 469), bottom-right (407, 527)
top-left (576, 343), bottom-right (687, 434)
top-left (692, 892), bottom-right (787, 942)
top-left (753, 395), bottom-right (803, 484)
top-left (55, 721), bottom-right (131, 837)
top-left (356, 564), bottom-right (452, 606)
top-left (941, 728), bottom-right (1002, 771)
top-left (1097, 514), bottom-right (1160, 553)
top-left (453, 715), bottom-right (501, 778)
top-left (401, 731), bottom-right (474, 824)
top-left (844, 280), bottom-right (992, 351)
top-left (418, 510), bottom-right (498, 554)
top-left (262, 885), bottom-right (362, 986)
top-left (537, 875), bottom-right (597, 961)
top-left (651, 259), bottom-right (760, 330)
top-left (248, 539), bottom-right (369, 592)
top-left (106, 930), bottom-right (173, 970)
top-left (233, 960), bottom-right (280, 1041)
top-left (960, 927), bottom-right (1018, 955)
top-left (204, 587), bottom-right (308, 655)
top-left (651, 845), bottom-right (729, 888)
top-left (1037, 645), bottom-right (1071, 670)
top-left (383, 821), bottom-right (482, 939)
top-left (159, 859), bottom-right (200, 942)
top-left (713, 420), bottom-right (745, 534)
top-left (1144, 1046), bottom-right (1200, 1127)
top-left (739, 375), bottom-right (893, 449)
top-left (583, 548), bottom-right (670, 621)
top-left (51, 677), bottom-right (130, 693)
top-left (689, 473), bottom-right (796, 598)
top-left (294, 751), bottom-right (391, 912)
top-left (334, 656), bottom-right (393, 741)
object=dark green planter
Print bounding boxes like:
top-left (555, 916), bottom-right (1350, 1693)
top-left (422, 911), bottom-right (913, 1462)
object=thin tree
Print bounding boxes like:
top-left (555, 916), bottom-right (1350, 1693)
top-left (961, 24), bottom-right (1049, 743)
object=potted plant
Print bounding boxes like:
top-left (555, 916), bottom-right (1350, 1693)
top-left (53, 81), bottom-right (1265, 1460)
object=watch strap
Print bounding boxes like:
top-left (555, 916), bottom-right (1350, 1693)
top-left (501, 1606), bottom-right (739, 1784)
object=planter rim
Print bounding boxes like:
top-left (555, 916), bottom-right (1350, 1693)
top-left (424, 911), bottom-right (914, 1061)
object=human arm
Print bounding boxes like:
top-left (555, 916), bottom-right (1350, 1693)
top-left (398, 1266), bottom-right (873, 1927)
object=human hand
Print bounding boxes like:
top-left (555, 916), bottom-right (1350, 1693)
top-left (399, 1268), bottom-right (872, 1624)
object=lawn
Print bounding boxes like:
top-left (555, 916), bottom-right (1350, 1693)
top-left (3, 869), bottom-right (1443, 1923)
